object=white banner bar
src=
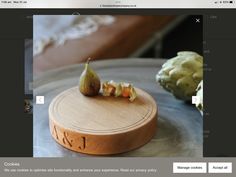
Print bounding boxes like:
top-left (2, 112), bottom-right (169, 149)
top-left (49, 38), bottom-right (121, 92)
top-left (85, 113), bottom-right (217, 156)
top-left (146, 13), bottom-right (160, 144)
top-left (0, 0), bottom-right (236, 9)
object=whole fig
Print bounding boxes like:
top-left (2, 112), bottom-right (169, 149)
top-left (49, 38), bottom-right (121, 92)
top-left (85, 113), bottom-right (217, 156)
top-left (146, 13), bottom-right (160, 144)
top-left (79, 58), bottom-right (101, 96)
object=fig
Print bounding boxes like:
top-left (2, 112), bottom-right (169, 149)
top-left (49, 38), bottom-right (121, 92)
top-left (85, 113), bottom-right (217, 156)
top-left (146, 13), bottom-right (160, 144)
top-left (79, 58), bottom-right (101, 96)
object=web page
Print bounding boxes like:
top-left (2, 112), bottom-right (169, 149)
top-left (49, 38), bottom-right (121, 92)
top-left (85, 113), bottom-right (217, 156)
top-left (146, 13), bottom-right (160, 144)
top-left (0, 1), bottom-right (236, 177)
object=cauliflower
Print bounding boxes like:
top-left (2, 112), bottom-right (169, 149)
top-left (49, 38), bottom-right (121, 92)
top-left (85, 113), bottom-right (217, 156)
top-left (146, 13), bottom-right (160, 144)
top-left (156, 51), bottom-right (203, 101)
top-left (196, 80), bottom-right (203, 115)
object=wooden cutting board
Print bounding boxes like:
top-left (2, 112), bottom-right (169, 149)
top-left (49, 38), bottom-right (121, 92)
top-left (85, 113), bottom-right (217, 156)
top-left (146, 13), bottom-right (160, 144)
top-left (49, 86), bottom-right (157, 155)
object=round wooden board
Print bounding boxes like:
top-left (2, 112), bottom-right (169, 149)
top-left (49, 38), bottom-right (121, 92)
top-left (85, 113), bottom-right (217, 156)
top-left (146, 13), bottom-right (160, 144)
top-left (49, 86), bottom-right (157, 155)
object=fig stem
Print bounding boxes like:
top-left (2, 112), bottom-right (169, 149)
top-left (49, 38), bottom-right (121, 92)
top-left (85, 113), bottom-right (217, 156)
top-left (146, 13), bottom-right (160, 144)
top-left (87, 58), bottom-right (91, 64)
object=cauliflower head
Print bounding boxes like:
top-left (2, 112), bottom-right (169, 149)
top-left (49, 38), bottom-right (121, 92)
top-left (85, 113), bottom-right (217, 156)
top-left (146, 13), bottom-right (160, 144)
top-left (156, 51), bottom-right (203, 101)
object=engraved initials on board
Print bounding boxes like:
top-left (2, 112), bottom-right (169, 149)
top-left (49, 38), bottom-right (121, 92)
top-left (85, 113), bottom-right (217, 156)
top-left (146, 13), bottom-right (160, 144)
top-left (52, 125), bottom-right (86, 150)
top-left (52, 125), bottom-right (59, 140)
top-left (79, 137), bottom-right (86, 150)
top-left (63, 132), bottom-right (73, 147)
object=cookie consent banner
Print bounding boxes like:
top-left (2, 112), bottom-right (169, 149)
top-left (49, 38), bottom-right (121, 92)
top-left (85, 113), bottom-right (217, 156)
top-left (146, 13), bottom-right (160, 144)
top-left (0, 158), bottom-right (235, 176)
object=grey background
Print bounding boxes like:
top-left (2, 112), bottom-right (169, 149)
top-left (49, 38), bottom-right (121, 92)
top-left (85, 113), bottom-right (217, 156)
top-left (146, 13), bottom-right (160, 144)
top-left (24, 39), bottom-right (33, 95)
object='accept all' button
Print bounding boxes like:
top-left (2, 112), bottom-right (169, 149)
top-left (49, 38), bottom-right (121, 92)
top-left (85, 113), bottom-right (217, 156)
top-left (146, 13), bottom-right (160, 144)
top-left (208, 162), bottom-right (232, 173)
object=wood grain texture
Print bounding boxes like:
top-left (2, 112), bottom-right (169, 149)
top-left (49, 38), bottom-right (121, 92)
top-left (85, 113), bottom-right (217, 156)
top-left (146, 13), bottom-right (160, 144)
top-left (49, 87), bottom-right (157, 155)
